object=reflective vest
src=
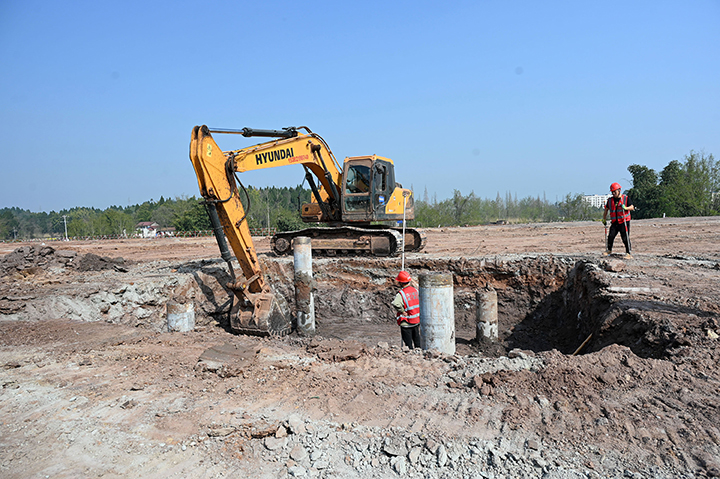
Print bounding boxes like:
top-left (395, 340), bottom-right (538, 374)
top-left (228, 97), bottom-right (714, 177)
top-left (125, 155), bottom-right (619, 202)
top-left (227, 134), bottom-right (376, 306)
top-left (397, 285), bottom-right (420, 326)
top-left (607, 195), bottom-right (631, 224)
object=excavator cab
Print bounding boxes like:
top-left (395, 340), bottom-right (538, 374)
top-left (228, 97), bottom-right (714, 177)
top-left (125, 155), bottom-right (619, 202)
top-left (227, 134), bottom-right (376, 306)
top-left (341, 156), bottom-right (412, 223)
top-left (298, 155), bottom-right (413, 226)
top-left (343, 159), bottom-right (372, 218)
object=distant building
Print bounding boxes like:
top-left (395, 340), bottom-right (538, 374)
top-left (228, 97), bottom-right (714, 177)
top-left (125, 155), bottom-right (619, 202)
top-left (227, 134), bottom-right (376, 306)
top-left (158, 226), bottom-right (176, 237)
top-left (583, 194), bottom-right (611, 208)
top-left (136, 221), bottom-right (160, 238)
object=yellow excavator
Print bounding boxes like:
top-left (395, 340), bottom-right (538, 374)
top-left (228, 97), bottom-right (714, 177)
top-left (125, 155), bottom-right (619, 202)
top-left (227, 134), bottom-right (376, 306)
top-left (189, 125), bottom-right (425, 335)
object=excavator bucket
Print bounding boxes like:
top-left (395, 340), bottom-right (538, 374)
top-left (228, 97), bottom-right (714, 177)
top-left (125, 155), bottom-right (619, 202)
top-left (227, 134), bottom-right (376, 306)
top-left (229, 290), bottom-right (292, 337)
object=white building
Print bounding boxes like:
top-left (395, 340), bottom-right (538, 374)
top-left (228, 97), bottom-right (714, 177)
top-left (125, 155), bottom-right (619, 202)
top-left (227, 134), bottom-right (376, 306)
top-left (135, 221), bottom-right (160, 238)
top-left (583, 194), bottom-right (611, 208)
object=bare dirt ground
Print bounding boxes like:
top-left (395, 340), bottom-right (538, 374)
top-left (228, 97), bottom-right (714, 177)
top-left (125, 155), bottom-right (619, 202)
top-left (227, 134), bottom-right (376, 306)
top-left (1, 217), bottom-right (719, 478)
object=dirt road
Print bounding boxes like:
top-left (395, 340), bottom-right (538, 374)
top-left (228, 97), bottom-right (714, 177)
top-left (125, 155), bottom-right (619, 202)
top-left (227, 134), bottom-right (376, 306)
top-left (1, 217), bottom-right (719, 478)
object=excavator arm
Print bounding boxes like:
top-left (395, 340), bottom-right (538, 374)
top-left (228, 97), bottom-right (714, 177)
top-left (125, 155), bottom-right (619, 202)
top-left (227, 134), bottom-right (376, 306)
top-left (190, 126), bottom-right (263, 289)
top-left (189, 125), bottom-right (291, 335)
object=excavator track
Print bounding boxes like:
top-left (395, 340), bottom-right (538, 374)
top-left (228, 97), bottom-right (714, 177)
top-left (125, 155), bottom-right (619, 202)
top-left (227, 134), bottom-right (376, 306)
top-left (388, 226), bottom-right (427, 254)
top-left (271, 226), bottom-right (425, 257)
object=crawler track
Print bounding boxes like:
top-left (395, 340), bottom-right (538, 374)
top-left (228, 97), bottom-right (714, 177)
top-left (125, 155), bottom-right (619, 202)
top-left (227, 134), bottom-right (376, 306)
top-left (271, 226), bottom-right (425, 256)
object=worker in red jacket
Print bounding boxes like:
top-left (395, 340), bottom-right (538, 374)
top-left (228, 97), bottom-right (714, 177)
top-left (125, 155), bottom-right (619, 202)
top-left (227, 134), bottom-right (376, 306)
top-left (392, 271), bottom-right (421, 349)
top-left (602, 182), bottom-right (635, 258)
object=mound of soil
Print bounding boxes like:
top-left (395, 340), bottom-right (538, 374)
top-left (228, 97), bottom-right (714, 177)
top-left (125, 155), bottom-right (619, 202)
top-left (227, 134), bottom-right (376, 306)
top-left (0, 244), bottom-right (130, 276)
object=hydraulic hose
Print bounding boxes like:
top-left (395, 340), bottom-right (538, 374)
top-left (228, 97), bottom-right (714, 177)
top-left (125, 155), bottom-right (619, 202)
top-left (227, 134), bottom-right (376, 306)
top-left (203, 201), bottom-right (236, 283)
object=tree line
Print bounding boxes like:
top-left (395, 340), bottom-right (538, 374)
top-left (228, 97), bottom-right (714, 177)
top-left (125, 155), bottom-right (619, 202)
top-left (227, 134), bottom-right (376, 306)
top-left (411, 150), bottom-right (718, 227)
top-left (0, 186), bottom-right (603, 241)
top-left (2, 150), bottom-right (717, 240)
top-left (410, 190), bottom-right (603, 227)
top-left (0, 185), bottom-right (310, 241)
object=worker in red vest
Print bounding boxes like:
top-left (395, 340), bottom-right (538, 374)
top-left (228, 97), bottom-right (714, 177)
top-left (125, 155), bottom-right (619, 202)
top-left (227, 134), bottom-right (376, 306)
top-left (602, 182), bottom-right (635, 258)
top-left (392, 271), bottom-right (421, 349)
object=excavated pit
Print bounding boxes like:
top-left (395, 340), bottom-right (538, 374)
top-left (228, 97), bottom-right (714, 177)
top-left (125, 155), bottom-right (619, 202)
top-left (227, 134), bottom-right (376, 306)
top-left (1, 245), bottom-right (711, 361)
top-left (261, 254), bottom-right (698, 360)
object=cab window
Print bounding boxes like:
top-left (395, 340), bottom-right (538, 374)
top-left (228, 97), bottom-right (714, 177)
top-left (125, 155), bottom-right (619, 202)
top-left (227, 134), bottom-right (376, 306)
top-left (345, 165), bottom-right (371, 194)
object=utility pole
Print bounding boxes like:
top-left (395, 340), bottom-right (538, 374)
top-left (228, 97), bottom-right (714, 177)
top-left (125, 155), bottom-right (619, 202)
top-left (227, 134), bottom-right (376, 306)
top-left (401, 191), bottom-right (409, 272)
top-left (265, 189), bottom-right (270, 236)
top-left (62, 215), bottom-right (68, 241)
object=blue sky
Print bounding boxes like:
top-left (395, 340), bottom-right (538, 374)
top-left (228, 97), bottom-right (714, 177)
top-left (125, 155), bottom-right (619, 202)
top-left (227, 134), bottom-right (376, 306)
top-left (1, 0), bottom-right (718, 212)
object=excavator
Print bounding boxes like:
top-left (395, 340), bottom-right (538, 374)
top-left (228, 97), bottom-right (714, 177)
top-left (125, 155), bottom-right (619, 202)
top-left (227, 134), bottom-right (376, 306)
top-left (189, 124), bottom-right (425, 336)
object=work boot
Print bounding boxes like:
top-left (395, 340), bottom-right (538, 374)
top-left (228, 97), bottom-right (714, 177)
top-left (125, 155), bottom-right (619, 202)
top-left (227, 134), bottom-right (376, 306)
top-left (603, 250), bottom-right (611, 256)
top-left (624, 253), bottom-right (633, 259)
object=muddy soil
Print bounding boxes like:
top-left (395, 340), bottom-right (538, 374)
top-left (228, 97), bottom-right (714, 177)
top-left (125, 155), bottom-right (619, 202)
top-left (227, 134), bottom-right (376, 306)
top-left (1, 217), bottom-right (719, 478)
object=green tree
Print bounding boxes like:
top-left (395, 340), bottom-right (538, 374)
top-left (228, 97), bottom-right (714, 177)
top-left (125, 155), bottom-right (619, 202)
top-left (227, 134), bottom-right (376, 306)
top-left (276, 209), bottom-right (305, 232)
top-left (151, 203), bottom-right (178, 228)
top-left (658, 160), bottom-right (684, 217)
top-left (451, 190), bottom-right (475, 225)
top-left (104, 209), bottom-right (135, 236)
top-left (66, 207), bottom-right (104, 237)
top-left (174, 199), bottom-right (212, 231)
top-left (134, 201), bottom-right (154, 223)
top-left (492, 192), bottom-right (503, 221)
top-left (669, 151), bottom-right (719, 216)
top-left (557, 193), bottom-right (598, 221)
top-left (0, 210), bottom-right (19, 240)
top-left (627, 164), bottom-right (661, 218)
top-left (629, 151), bottom-right (719, 218)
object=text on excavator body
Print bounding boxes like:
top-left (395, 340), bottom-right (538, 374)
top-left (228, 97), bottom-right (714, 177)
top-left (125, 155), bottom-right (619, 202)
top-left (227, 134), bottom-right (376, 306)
top-left (256, 148), bottom-right (309, 165)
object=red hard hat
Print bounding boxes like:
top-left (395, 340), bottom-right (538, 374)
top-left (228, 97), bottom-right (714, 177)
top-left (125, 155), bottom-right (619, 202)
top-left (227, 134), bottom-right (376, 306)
top-left (395, 271), bottom-right (411, 283)
top-left (610, 182), bottom-right (622, 192)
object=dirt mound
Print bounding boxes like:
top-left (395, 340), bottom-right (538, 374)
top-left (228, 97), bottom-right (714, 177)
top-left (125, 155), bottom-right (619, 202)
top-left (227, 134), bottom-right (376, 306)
top-left (0, 244), bottom-right (74, 276)
top-left (0, 245), bottom-right (130, 276)
top-left (75, 252), bottom-right (130, 272)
